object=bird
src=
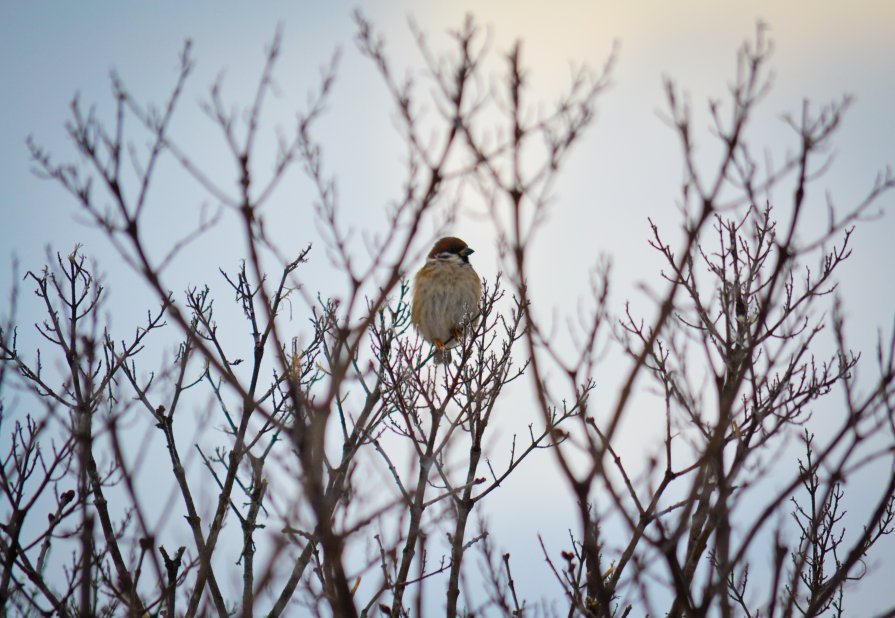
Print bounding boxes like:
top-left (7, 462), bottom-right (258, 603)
top-left (411, 236), bottom-right (482, 364)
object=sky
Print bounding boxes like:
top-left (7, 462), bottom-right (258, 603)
top-left (2, 1), bottom-right (894, 615)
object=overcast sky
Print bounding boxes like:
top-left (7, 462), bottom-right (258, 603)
top-left (2, 1), bottom-right (894, 614)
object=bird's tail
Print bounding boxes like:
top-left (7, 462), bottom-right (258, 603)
top-left (433, 347), bottom-right (452, 365)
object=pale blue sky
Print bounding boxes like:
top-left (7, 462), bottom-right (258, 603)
top-left (2, 2), bottom-right (894, 614)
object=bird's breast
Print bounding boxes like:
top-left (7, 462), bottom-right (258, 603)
top-left (412, 263), bottom-right (481, 345)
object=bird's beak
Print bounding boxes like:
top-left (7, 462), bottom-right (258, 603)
top-left (460, 247), bottom-right (474, 257)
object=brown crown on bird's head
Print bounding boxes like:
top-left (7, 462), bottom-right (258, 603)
top-left (428, 236), bottom-right (474, 262)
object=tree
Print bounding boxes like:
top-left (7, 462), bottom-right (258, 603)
top-left (2, 13), bottom-right (894, 618)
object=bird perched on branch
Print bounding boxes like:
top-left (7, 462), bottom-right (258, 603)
top-left (411, 236), bottom-right (482, 364)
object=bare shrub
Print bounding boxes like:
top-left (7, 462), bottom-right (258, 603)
top-left (2, 13), bottom-right (893, 618)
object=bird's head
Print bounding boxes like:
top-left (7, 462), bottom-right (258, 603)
top-left (427, 236), bottom-right (474, 265)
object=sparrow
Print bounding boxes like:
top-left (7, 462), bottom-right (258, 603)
top-left (411, 236), bottom-right (482, 364)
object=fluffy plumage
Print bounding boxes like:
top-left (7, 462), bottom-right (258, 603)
top-left (411, 237), bottom-right (482, 364)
